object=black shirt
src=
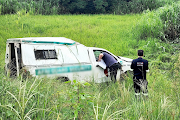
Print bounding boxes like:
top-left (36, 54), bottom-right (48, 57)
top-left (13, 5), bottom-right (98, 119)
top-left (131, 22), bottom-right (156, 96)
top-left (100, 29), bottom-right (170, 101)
top-left (131, 57), bottom-right (148, 79)
top-left (102, 52), bottom-right (117, 67)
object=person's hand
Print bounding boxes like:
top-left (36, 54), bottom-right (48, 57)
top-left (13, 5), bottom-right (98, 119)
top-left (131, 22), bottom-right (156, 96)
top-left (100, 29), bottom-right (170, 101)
top-left (98, 53), bottom-right (103, 62)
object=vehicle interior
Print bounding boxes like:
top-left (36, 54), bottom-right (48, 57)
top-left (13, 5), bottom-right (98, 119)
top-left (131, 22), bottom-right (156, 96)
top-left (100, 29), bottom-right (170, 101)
top-left (7, 43), bottom-right (22, 77)
top-left (93, 50), bottom-right (118, 61)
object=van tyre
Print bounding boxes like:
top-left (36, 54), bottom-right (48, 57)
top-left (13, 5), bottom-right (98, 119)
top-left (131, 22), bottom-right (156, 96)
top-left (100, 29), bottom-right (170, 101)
top-left (57, 77), bottom-right (69, 82)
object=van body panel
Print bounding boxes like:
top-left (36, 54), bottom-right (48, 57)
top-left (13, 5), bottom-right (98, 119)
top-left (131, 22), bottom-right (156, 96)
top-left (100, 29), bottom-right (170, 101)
top-left (5, 44), bottom-right (9, 66)
top-left (21, 43), bottom-right (90, 66)
top-left (35, 64), bottom-right (92, 75)
top-left (7, 37), bottom-right (76, 45)
top-left (25, 64), bottom-right (93, 82)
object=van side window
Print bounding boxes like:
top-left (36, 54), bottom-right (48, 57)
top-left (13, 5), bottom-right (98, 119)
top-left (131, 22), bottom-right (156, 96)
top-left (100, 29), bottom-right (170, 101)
top-left (34, 50), bottom-right (57, 60)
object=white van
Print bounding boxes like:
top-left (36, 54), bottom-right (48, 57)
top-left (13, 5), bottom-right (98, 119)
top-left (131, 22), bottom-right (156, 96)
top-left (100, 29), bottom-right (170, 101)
top-left (5, 37), bottom-right (132, 83)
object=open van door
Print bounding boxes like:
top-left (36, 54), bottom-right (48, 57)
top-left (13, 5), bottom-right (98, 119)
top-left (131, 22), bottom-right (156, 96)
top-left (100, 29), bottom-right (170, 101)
top-left (88, 47), bottom-right (121, 83)
top-left (14, 43), bottom-right (22, 77)
top-left (5, 43), bottom-right (22, 77)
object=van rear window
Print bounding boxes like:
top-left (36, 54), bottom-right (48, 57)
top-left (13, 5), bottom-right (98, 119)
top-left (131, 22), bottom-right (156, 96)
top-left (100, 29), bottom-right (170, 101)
top-left (34, 50), bottom-right (57, 60)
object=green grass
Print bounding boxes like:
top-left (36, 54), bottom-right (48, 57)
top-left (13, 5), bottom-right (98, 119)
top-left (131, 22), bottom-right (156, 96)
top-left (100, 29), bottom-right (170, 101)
top-left (0, 14), bottom-right (141, 56)
top-left (0, 14), bottom-right (180, 119)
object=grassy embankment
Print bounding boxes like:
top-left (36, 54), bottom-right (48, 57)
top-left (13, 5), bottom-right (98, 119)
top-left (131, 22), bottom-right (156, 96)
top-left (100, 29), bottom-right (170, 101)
top-left (0, 13), bottom-right (179, 119)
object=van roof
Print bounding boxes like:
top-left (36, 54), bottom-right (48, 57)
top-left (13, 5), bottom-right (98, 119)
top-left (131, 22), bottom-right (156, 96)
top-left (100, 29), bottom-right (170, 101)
top-left (7, 37), bottom-right (76, 45)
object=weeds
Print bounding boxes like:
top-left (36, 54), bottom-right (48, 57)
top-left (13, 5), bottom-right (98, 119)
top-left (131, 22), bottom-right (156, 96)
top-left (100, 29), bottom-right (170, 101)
top-left (0, 76), bottom-right (46, 120)
top-left (0, 69), bottom-right (180, 119)
top-left (133, 1), bottom-right (180, 42)
top-left (65, 80), bottom-right (92, 119)
top-left (0, 13), bottom-right (180, 119)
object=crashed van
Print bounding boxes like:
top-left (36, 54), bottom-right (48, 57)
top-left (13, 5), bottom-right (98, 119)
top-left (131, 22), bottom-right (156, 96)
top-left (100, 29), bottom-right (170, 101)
top-left (5, 37), bottom-right (132, 83)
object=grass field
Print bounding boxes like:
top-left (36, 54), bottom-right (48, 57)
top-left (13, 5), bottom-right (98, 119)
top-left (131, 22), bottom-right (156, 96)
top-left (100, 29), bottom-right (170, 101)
top-left (0, 14), bottom-right (141, 56)
top-left (0, 14), bottom-right (180, 119)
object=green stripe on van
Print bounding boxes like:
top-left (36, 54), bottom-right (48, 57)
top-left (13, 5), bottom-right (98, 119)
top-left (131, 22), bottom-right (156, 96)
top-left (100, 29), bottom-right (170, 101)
top-left (35, 65), bottom-right (92, 75)
top-left (22, 40), bottom-right (75, 45)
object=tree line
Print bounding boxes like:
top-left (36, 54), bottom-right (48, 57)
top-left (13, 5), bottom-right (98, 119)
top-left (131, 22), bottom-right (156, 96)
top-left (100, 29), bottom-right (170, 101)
top-left (0, 0), bottom-right (179, 15)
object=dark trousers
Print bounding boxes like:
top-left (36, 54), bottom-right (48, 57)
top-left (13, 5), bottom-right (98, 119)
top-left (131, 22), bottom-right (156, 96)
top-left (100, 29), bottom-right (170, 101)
top-left (133, 76), bottom-right (148, 96)
top-left (109, 63), bottom-right (121, 82)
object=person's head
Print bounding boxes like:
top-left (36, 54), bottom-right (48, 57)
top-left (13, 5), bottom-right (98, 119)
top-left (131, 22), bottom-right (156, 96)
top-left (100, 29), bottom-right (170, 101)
top-left (138, 50), bottom-right (144, 57)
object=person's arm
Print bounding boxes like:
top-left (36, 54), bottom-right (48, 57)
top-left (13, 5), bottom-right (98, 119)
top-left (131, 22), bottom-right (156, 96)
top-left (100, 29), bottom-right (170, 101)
top-left (145, 60), bottom-right (148, 70)
top-left (131, 60), bottom-right (134, 69)
top-left (98, 53), bottom-right (103, 62)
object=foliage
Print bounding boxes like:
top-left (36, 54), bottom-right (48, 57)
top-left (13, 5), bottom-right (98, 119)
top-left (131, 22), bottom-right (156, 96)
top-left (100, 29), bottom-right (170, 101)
top-left (0, 0), bottom-right (18, 14)
top-left (0, 0), bottom-right (179, 15)
top-left (0, 14), bottom-right (141, 57)
top-left (0, 73), bottom-right (179, 119)
top-left (132, 2), bottom-right (180, 43)
top-left (113, 0), bottom-right (164, 14)
top-left (0, 76), bottom-right (46, 119)
top-left (0, 14), bottom-right (180, 119)
top-left (158, 2), bottom-right (180, 41)
top-left (64, 80), bottom-right (92, 119)
top-left (132, 10), bottom-right (164, 40)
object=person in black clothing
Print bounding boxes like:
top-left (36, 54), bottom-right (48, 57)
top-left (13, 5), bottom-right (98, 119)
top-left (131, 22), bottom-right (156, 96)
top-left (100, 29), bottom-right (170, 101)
top-left (131, 50), bottom-right (149, 100)
top-left (98, 52), bottom-right (121, 82)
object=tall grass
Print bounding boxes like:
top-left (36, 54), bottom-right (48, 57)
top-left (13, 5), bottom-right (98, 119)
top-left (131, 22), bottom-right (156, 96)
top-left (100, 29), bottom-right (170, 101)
top-left (0, 14), bottom-right (180, 119)
top-left (0, 71), bottom-right (179, 119)
top-left (0, 14), bottom-right (142, 57)
top-left (133, 1), bottom-right (180, 43)
top-left (0, 76), bottom-right (46, 120)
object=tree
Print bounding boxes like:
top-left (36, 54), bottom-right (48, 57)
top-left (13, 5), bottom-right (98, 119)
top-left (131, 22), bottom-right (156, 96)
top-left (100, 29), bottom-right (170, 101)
top-left (58, 0), bottom-right (87, 14)
top-left (93, 0), bottom-right (108, 13)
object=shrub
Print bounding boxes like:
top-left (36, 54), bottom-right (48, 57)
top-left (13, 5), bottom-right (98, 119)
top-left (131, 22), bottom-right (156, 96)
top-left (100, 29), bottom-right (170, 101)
top-left (132, 1), bottom-right (180, 42)
top-left (132, 10), bottom-right (164, 40)
top-left (114, 0), bottom-right (179, 14)
top-left (157, 3), bottom-right (180, 41)
top-left (0, 0), bottom-right (179, 15)
top-left (0, 0), bottom-right (19, 14)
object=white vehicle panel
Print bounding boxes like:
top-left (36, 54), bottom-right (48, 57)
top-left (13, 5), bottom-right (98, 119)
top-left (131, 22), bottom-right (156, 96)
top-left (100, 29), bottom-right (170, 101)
top-left (21, 44), bottom-right (90, 66)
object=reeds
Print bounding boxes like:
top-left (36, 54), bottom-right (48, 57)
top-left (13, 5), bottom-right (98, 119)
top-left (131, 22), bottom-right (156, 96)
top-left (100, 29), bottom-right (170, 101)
top-left (0, 12), bottom-right (180, 119)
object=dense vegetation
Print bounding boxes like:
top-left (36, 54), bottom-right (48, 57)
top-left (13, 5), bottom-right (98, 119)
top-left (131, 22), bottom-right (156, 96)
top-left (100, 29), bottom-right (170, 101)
top-left (134, 2), bottom-right (180, 42)
top-left (0, 0), bottom-right (179, 15)
top-left (0, 0), bottom-right (180, 120)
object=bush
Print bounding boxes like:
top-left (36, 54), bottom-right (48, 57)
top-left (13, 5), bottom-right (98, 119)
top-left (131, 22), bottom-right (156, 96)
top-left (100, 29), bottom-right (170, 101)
top-left (114, 0), bottom-right (179, 14)
top-left (132, 10), bottom-right (164, 40)
top-left (128, 0), bottom-right (164, 13)
top-left (0, 0), bottom-right (179, 15)
top-left (132, 1), bottom-right (180, 42)
top-left (157, 3), bottom-right (180, 41)
top-left (0, 0), bottom-right (19, 14)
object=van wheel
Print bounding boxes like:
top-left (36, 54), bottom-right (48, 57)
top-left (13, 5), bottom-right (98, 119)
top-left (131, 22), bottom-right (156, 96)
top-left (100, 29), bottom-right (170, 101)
top-left (57, 77), bottom-right (69, 82)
